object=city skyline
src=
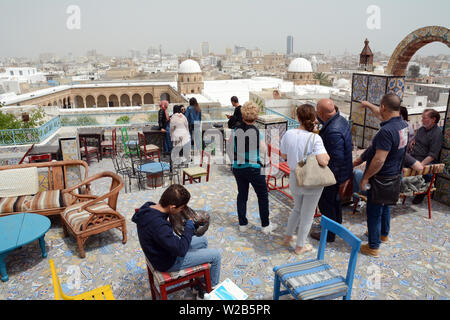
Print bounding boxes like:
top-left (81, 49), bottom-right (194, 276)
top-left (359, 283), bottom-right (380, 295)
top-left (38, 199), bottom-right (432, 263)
top-left (0, 0), bottom-right (449, 59)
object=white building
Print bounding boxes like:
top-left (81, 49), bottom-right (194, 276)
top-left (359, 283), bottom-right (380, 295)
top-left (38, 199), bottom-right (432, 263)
top-left (1, 67), bottom-right (46, 83)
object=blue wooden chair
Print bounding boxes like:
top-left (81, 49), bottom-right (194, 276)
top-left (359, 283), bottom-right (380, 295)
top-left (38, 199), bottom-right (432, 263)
top-left (273, 216), bottom-right (361, 300)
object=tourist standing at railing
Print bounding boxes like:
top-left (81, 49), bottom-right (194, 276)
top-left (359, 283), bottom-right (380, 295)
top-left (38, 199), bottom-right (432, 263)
top-left (280, 104), bottom-right (330, 255)
top-left (310, 99), bottom-right (353, 243)
top-left (230, 101), bottom-right (277, 235)
top-left (185, 97), bottom-right (202, 158)
top-left (226, 96), bottom-right (242, 129)
top-left (170, 105), bottom-right (191, 163)
top-left (158, 100), bottom-right (172, 153)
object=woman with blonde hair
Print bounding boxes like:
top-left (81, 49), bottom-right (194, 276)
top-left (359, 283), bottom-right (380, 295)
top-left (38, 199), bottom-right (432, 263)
top-left (230, 101), bottom-right (277, 235)
top-left (280, 104), bottom-right (330, 255)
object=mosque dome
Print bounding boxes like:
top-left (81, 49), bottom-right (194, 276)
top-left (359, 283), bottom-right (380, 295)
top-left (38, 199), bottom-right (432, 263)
top-left (288, 58), bottom-right (313, 73)
top-left (178, 59), bottom-right (202, 73)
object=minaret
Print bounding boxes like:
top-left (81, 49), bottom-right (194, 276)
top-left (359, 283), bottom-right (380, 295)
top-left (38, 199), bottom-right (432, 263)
top-left (359, 39), bottom-right (374, 72)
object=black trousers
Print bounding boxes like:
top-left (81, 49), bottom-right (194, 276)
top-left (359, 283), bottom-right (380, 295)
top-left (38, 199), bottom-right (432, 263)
top-left (318, 183), bottom-right (342, 242)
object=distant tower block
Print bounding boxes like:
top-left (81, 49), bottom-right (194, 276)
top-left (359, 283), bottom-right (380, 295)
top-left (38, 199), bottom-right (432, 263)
top-left (287, 35), bottom-right (294, 56)
top-left (359, 39), bottom-right (374, 72)
top-left (177, 59), bottom-right (204, 95)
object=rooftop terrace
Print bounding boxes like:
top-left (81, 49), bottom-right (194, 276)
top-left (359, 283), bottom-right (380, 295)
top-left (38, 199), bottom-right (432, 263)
top-left (0, 157), bottom-right (448, 300)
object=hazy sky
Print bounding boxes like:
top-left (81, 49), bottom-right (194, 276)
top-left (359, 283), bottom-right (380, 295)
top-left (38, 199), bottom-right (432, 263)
top-left (1, 0), bottom-right (449, 58)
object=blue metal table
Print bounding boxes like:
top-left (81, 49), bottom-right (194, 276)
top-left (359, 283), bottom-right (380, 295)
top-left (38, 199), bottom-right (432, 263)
top-left (0, 213), bottom-right (51, 282)
top-left (139, 162), bottom-right (170, 188)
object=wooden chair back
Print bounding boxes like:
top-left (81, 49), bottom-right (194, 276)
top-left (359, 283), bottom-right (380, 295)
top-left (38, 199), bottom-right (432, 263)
top-left (49, 259), bottom-right (115, 300)
top-left (112, 128), bottom-right (117, 154)
top-left (0, 160), bottom-right (89, 191)
top-left (29, 154), bottom-right (52, 163)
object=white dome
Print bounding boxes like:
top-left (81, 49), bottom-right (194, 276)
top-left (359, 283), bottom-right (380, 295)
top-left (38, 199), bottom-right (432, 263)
top-left (178, 59), bottom-right (202, 73)
top-left (334, 78), bottom-right (350, 89)
top-left (288, 58), bottom-right (313, 73)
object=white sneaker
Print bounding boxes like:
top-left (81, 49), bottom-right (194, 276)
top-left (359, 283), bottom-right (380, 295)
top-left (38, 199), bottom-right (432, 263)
top-left (262, 223), bottom-right (277, 235)
top-left (239, 224), bottom-right (249, 232)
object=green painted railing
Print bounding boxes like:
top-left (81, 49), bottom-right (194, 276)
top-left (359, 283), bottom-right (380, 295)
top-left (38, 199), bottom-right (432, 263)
top-left (0, 116), bottom-right (61, 146)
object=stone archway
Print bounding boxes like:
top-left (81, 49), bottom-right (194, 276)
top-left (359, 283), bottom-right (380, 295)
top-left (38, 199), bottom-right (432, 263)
top-left (386, 26), bottom-right (450, 76)
top-left (97, 95), bottom-right (107, 108)
top-left (160, 93), bottom-right (170, 103)
top-left (143, 93), bottom-right (154, 105)
top-left (120, 94), bottom-right (131, 106)
top-left (132, 94), bottom-right (142, 106)
top-left (75, 96), bottom-right (84, 108)
top-left (86, 95), bottom-right (96, 108)
top-left (109, 94), bottom-right (119, 107)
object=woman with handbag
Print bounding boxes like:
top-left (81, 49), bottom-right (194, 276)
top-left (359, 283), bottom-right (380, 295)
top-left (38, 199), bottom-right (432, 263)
top-left (280, 104), bottom-right (331, 255)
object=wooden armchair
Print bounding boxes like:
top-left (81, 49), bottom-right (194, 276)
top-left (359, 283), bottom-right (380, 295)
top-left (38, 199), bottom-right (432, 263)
top-left (60, 171), bottom-right (127, 258)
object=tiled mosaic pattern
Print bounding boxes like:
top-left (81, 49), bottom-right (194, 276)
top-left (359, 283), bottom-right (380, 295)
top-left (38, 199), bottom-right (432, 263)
top-left (386, 78), bottom-right (405, 100)
top-left (352, 74), bottom-right (369, 102)
top-left (351, 103), bottom-right (365, 126)
top-left (367, 77), bottom-right (387, 106)
top-left (0, 159), bottom-right (449, 300)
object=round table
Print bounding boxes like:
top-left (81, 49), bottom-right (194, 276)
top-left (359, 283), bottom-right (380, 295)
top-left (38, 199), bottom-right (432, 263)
top-left (139, 162), bottom-right (170, 188)
top-left (0, 213), bottom-right (51, 282)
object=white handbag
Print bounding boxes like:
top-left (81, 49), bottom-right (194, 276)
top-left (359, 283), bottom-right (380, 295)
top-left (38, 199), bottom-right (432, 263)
top-left (295, 133), bottom-right (336, 188)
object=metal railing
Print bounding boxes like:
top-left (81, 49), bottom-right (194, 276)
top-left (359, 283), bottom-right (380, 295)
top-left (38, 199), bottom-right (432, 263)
top-left (0, 116), bottom-right (61, 146)
top-left (0, 106), bottom-right (236, 146)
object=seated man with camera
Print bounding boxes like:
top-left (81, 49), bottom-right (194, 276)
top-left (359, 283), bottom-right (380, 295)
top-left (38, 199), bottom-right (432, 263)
top-left (132, 184), bottom-right (221, 299)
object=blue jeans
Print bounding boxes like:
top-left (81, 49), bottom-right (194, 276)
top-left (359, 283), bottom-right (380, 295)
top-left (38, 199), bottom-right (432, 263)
top-left (366, 191), bottom-right (390, 249)
top-left (232, 167), bottom-right (270, 227)
top-left (164, 123), bottom-right (173, 153)
top-left (353, 169), bottom-right (366, 200)
top-left (167, 236), bottom-right (221, 287)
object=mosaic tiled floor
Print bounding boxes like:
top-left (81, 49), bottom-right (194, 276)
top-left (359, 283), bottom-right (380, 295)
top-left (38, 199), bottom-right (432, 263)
top-left (0, 158), bottom-right (449, 300)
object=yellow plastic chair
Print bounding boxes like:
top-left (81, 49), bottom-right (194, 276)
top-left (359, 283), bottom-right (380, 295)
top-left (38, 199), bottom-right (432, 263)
top-left (49, 259), bottom-right (115, 300)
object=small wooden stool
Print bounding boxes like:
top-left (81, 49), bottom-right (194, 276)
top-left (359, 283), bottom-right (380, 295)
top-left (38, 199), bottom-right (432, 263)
top-left (145, 257), bottom-right (212, 300)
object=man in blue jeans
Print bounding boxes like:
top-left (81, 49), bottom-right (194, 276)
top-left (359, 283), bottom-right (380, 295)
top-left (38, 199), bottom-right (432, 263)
top-left (354, 94), bottom-right (408, 257)
top-left (132, 184), bottom-right (221, 299)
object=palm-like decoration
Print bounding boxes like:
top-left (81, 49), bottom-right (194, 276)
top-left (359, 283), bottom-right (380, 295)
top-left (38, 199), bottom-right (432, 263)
top-left (314, 72), bottom-right (332, 86)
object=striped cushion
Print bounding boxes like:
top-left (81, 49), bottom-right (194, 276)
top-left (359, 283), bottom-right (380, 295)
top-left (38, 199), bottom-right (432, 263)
top-left (145, 256), bottom-right (210, 286)
top-left (274, 259), bottom-right (347, 300)
top-left (81, 146), bottom-right (98, 153)
top-left (0, 190), bottom-right (66, 214)
top-left (140, 144), bottom-right (159, 152)
top-left (183, 167), bottom-right (207, 177)
top-left (63, 201), bottom-right (114, 231)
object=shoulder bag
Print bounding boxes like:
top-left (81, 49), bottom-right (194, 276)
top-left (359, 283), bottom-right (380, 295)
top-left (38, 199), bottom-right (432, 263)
top-left (295, 133), bottom-right (336, 188)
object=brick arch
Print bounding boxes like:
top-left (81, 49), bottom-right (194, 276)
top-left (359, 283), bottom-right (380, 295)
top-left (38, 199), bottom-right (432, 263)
top-left (386, 26), bottom-right (450, 76)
